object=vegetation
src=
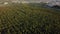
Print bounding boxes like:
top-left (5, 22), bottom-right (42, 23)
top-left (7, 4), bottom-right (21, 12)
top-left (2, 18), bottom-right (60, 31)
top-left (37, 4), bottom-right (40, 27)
top-left (0, 3), bottom-right (60, 34)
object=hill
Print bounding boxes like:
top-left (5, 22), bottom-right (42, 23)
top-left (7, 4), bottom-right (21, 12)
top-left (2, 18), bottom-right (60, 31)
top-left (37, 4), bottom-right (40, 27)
top-left (0, 3), bottom-right (60, 34)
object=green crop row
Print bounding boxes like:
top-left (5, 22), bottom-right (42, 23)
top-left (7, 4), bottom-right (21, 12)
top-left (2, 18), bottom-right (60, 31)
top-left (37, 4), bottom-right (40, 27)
top-left (0, 3), bottom-right (60, 34)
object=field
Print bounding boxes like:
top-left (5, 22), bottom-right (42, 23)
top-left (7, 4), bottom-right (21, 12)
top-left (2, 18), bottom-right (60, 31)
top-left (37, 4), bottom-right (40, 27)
top-left (0, 3), bottom-right (60, 34)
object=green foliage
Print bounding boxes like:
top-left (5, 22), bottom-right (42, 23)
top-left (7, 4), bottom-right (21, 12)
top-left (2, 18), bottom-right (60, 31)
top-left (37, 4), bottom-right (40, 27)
top-left (0, 3), bottom-right (60, 34)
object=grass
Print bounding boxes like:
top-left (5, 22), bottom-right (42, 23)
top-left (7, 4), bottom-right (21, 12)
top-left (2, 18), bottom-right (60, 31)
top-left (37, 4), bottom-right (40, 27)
top-left (0, 3), bottom-right (60, 34)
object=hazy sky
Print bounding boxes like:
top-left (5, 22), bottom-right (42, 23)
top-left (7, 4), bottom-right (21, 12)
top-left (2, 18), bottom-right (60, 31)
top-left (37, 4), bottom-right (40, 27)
top-left (21, 0), bottom-right (58, 2)
top-left (0, 0), bottom-right (60, 3)
top-left (24, 0), bottom-right (60, 2)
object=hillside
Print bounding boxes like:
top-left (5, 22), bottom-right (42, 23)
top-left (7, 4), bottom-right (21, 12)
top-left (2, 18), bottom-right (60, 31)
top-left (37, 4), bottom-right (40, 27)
top-left (0, 3), bottom-right (60, 34)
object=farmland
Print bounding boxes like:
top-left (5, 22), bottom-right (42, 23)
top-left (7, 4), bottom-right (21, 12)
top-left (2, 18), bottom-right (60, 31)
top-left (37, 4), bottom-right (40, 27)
top-left (0, 3), bottom-right (60, 34)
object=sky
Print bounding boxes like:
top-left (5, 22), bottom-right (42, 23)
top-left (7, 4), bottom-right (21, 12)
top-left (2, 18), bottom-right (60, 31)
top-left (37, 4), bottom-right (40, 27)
top-left (0, 0), bottom-right (57, 1)
top-left (0, 0), bottom-right (60, 3)
top-left (0, 0), bottom-right (49, 3)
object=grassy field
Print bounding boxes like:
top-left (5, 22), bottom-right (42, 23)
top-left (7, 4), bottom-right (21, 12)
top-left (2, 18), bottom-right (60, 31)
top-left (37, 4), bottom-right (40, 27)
top-left (0, 3), bottom-right (60, 34)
